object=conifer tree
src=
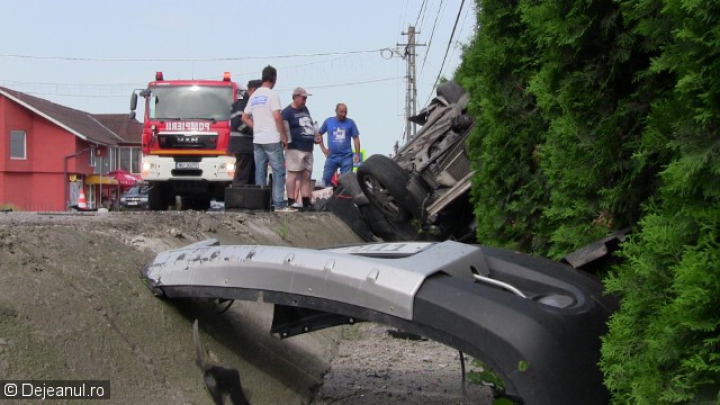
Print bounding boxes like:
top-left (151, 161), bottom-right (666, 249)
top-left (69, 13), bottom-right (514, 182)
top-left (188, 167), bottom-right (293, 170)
top-left (455, 0), bottom-right (720, 402)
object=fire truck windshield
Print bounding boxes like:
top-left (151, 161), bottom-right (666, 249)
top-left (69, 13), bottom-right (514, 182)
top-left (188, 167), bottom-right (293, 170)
top-left (147, 85), bottom-right (233, 121)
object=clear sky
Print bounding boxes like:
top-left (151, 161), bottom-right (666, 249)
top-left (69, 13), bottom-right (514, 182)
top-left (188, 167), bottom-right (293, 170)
top-left (1, 0), bottom-right (476, 176)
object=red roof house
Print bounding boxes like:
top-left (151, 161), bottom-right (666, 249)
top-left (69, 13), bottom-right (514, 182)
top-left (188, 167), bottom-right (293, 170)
top-left (0, 87), bottom-right (142, 211)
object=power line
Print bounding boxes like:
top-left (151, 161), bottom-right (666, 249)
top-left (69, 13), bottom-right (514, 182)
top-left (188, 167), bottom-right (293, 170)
top-left (21, 92), bottom-right (130, 99)
top-left (1, 79), bottom-right (141, 87)
top-left (446, 1), bottom-right (474, 73)
top-left (419, 0), bottom-right (446, 79)
top-left (0, 48), bottom-right (386, 63)
top-left (414, 0), bottom-right (429, 28)
top-left (296, 76), bottom-right (402, 90)
top-left (1, 52), bottom-right (377, 87)
top-left (427, 0), bottom-right (465, 105)
top-left (4, 76), bottom-right (404, 100)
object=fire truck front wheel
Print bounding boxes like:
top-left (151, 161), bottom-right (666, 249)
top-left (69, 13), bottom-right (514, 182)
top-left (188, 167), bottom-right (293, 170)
top-left (148, 184), bottom-right (170, 211)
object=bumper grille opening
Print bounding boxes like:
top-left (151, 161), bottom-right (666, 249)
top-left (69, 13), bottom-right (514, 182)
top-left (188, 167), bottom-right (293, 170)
top-left (170, 169), bottom-right (203, 177)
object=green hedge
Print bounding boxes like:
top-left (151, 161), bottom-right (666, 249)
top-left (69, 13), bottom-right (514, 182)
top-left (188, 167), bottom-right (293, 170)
top-left (455, 0), bottom-right (720, 402)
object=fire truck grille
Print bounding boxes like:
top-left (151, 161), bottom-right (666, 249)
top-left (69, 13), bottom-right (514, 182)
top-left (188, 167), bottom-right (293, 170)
top-left (158, 134), bottom-right (218, 150)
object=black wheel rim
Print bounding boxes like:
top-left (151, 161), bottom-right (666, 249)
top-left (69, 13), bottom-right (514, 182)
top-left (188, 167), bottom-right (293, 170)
top-left (361, 174), bottom-right (405, 220)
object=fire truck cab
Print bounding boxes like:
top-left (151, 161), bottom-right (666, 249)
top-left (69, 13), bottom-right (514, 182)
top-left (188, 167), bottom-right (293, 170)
top-left (130, 72), bottom-right (238, 210)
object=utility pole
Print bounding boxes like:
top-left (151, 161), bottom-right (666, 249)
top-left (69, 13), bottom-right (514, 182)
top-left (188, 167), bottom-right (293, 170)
top-left (398, 25), bottom-right (425, 143)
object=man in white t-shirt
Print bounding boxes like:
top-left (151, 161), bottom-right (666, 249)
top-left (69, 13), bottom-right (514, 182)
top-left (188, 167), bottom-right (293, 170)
top-left (241, 65), bottom-right (294, 212)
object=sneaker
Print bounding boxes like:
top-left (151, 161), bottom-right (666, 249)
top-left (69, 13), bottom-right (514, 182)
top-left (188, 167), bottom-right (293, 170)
top-left (291, 201), bottom-right (303, 208)
top-left (274, 206), bottom-right (297, 213)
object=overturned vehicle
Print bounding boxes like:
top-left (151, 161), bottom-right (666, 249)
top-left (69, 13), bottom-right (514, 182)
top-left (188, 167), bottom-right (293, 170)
top-left (357, 81), bottom-right (476, 241)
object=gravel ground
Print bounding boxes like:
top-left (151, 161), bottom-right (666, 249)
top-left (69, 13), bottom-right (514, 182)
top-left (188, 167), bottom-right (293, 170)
top-left (0, 210), bottom-right (493, 404)
top-left (313, 323), bottom-right (492, 405)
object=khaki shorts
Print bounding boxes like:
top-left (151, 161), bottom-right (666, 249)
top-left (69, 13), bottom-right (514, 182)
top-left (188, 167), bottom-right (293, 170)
top-left (285, 148), bottom-right (314, 172)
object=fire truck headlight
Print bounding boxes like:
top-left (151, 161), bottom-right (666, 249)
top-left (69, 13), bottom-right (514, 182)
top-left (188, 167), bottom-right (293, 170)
top-left (142, 161), bottom-right (153, 171)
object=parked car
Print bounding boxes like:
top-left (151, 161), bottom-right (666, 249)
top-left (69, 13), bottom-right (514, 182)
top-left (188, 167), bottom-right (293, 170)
top-left (357, 81), bottom-right (476, 241)
top-left (119, 185), bottom-right (150, 209)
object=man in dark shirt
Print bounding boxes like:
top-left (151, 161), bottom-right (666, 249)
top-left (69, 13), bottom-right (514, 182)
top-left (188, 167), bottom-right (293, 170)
top-left (281, 87), bottom-right (316, 209)
top-left (228, 79), bottom-right (262, 186)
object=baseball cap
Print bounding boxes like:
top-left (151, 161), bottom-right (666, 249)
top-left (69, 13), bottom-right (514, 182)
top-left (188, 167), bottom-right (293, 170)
top-left (293, 87), bottom-right (311, 97)
top-left (247, 79), bottom-right (262, 89)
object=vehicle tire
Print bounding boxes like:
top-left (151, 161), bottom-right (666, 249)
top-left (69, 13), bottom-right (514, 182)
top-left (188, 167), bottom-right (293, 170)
top-left (189, 197), bottom-right (211, 211)
top-left (359, 204), bottom-right (419, 241)
top-left (404, 173), bottom-right (431, 220)
top-left (451, 113), bottom-right (474, 132)
top-left (436, 80), bottom-right (465, 104)
top-left (358, 204), bottom-right (396, 240)
top-left (148, 185), bottom-right (166, 211)
top-left (357, 155), bottom-right (411, 222)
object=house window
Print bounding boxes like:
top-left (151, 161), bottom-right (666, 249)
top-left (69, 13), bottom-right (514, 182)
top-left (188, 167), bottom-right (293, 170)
top-left (119, 148), bottom-right (131, 171)
top-left (10, 130), bottom-right (26, 159)
top-left (103, 147), bottom-right (116, 173)
top-left (132, 149), bottom-right (141, 173)
top-left (92, 147), bottom-right (115, 174)
top-left (119, 147), bottom-right (142, 173)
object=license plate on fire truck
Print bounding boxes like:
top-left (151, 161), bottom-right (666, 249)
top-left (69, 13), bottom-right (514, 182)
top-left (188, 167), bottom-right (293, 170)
top-left (175, 162), bottom-right (200, 169)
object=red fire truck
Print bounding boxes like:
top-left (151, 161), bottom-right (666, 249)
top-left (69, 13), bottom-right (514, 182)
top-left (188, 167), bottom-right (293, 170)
top-left (130, 72), bottom-right (239, 210)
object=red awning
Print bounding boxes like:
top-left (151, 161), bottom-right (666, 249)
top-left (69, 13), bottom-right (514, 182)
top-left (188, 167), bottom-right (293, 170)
top-left (108, 170), bottom-right (143, 189)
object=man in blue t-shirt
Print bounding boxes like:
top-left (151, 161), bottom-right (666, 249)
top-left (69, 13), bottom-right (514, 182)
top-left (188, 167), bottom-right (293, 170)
top-left (318, 103), bottom-right (361, 187)
top-left (281, 87), bottom-right (316, 209)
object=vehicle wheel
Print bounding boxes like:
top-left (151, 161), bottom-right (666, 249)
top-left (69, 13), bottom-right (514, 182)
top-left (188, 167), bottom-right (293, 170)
top-left (194, 198), bottom-right (211, 211)
top-left (357, 155), bottom-right (411, 222)
top-left (451, 113), bottom-right (474, 132)
top-left (359, 205), bottom-right (418, 241)
top-left (404, 173), bottom-right (431, 220)
top-left (148, 185), bottom-right (165, 211)
top-left (358, 204), bottom-right (396, 240)
top-left (436, 80), bottom-right (465, 104)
